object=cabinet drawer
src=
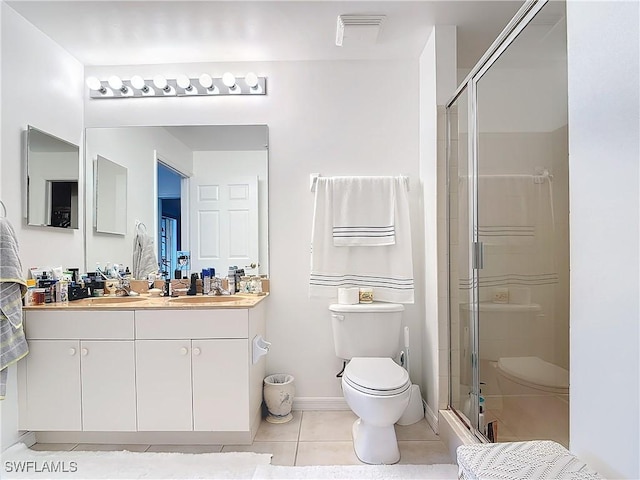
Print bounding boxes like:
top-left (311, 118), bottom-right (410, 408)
top-left (135, 309), bottom-right (248, 339)
top-left (24, 311), bottom-right (134, 340)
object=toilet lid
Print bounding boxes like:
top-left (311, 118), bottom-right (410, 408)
top-left (343, 358), bottom-right (410, 396)
top-left (498, 356), bottom-right (569, 390)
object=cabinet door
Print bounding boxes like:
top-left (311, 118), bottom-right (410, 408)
top-left (136, 340), bottom-right (193, 431)
top-left (192, 339), bottom-right (249, 431)
top-left (22, 340), bottom-right (81, 431)
top-left (81, 341), bottom-right (136, 431)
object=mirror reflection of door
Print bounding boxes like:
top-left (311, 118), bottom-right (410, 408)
top-left (190, 167), bottom-right (259, 276)
top-left (157, 162), bottom-right (186, 278)
top-left (48, 180), bottom-right (78, 228)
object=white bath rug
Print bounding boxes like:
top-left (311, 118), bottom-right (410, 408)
top-left (253, 464), bottom-right (460, 479)
top-left (2, 443), bottom-right (272, 479)
top-left (2, 443), bottom-right (459, 479)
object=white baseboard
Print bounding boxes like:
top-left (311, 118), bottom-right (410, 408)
top-left (424, 401), bottom-right (439, 434)
top-left (292, 396), bottom-right (349, 411)
top-left (439, 409), bottom-right (479, 463)
top-left (3, 431), bottom-right (36, 452)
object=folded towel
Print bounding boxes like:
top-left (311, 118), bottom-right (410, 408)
top-left (331, 176), bottom-right (396, 246)
top-left (132, 223), bottom-right (158, 280)
top-left (458, 175), bottom-right (558, 291)
top-left (0, 218), bottom-right (27, 329)
top-left (310, 176), bottom-right (414, 303)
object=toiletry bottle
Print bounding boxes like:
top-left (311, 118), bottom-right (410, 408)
top-left (187, 273), bottom-right (198, 296)
top-left (228, 267), bottom-right (236, 294)
top-left (202, 269), bottom-right (211, 295)
top-left (24, 279), bottom-right (36, 306)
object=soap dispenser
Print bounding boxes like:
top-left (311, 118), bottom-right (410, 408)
top-left (187, 273), bottom-right (198, 296)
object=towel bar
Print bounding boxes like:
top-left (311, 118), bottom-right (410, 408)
top-left (309, 174), bottom-right (410, 192)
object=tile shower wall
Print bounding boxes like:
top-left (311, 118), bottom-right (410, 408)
top-left (444, 114), bottom-right (569, 411)
top-left (476, 127), bottom-right (569, 371)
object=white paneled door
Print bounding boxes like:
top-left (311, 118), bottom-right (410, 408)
top-left (190, 174), bottom-right (258, 275)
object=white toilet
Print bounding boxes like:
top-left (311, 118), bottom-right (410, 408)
top-left (329, 303), bottom-right (412, 465)
top-left (496, 356), bottom-right (569, 396)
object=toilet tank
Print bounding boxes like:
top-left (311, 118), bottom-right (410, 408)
top-left (329, 303), bottom-right (404, 360)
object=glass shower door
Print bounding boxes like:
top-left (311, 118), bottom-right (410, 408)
top-left (447, 88), bottom-right (478, 431)
top-left (473, 0), bottom-right (569, 445)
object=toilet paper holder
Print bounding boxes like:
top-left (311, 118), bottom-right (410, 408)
top-left (252, 335), bottom-right (271, 364)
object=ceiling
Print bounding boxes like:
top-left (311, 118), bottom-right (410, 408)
top-left (6, 1), bottom-right (524, 68)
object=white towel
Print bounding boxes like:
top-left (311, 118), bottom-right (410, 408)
top-left (132, 223), bottom-right (158, 280)
top-left (458, 175), bottom-right (557, 290)
top-left (331, 177), bottom-right (396, 246)
top-left (310, 176), bottom-right (414, 304)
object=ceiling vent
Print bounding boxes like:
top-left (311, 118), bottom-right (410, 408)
top-left (336, 14), bottom-right (386, 47)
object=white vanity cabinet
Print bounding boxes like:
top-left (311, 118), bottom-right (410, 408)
top-left (19, 300), bottom-right (266, 444)
top-left (18, 310), bottom-right (136, 432)
top-left (135, 310), bottom-right (250, 432)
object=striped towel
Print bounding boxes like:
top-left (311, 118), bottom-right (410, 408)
top-left (0, 218), bottom-right (26, 328)
top-left (310, 176), bottom-right (414, 303)
top-left (0, 217), bottom-right (28, 399)
top-left (331, 177), bottom-right (396, 246)
top-left (1, 314), bottom-right (29, 399)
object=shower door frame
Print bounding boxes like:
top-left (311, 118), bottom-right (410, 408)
top-left (445, 0), bottom-right (551, 441)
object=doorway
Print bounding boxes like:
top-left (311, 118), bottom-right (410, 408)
top-left (157, 162), bottom-right (186, 279)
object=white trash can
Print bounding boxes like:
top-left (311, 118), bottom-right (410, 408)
top-left (263, 374), bottom-right (295, 423)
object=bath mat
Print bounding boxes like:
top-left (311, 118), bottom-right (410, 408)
top-left (1, 443), bottom-right (459, 479)
top-left (1, 443), bottom-right (271, 479)
top-left (253, 463), bottom-right (459, 479)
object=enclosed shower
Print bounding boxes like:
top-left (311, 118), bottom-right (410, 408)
top-left (446, 0), bottom-right (569, 446)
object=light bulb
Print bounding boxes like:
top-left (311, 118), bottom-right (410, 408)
top-left (153, 74), bottom-right (169, 91)
top-left (245, 72), bottom-right (259, 89)
top-left (222, 72), bottom-right (236, 89)
top-left (130, 75), bottom-right (148, 91)
top-left (176, 74), bottom-right (192, 90)
top-left (108, 75), bottom-right (124, 91)
top-left (86, 76), bottom-right (104, 92)
top-left (198, 73), bottom-right (213, 89)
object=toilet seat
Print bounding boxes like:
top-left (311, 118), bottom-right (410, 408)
top-left (498, 356), bottom-right (569, 391)
top-left (344, 357), bottom-right (411, 396)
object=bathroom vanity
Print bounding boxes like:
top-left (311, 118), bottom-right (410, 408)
top-left (18, 295), bottom-right (267, 445)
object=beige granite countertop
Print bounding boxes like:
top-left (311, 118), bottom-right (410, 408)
top-left (24, 293), bottom-right (268, 310)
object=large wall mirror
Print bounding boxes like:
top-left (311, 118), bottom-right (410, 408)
top-left (85, 125), bottom-right (269, 278)
top-left (26, 126), bottom-right (80, 229)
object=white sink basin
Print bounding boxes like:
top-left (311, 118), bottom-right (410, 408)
top-left (169, 295), bottom-right (239, 304)
top-left (78, 296), bottom-right (146, 304)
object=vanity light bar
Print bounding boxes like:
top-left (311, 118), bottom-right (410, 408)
top-left (86, 73), bottom-right (267, 99)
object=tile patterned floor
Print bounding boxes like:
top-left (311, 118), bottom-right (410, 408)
top-left (31, 410), bottom-right (453, 466)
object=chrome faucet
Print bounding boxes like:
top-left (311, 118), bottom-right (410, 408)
top-left (115, 277), bottom-right (131, 296)
top-left (209, 277), bottom-right (230, 296)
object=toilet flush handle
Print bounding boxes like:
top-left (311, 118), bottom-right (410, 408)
top-left (332, 314), bottom-right (344, 322)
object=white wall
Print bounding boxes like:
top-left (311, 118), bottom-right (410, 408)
top-left (0, 3), bottom-right (84, 450)
top-left (419, 25), bottom-right (457, 429)
top-left (85, 60), bottom-right (424, 403)
top-left (85, 127), bottom-right (192, 271)
top-left (567, 1), bottom-right (640, 479)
